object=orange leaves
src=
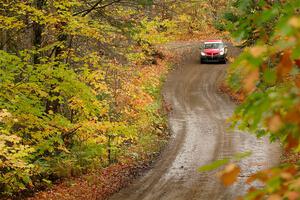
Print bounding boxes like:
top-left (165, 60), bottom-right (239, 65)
top-left (218, 164), bottom-right (241, 186)
top-left (246, 169), bottom-right (272, 184)
top-left (244, 166), bottom-right (300, 200)
top-left (243, 68), bottom-right (259, 94)
top-left (280, 166), bottom-right (297, 181)
top-left (286, 191), bottom-right (300, 200)
top-left (241, 45), bottom-right (268, 94)
top-left (274, 50), bottom-right (300, 88)
top-left (295, 59), bottom-right (300, 68)
top-left (286, 135), bottom-right (299, 151)
top-left (288, 17), bottom-right (300, 29)
top-left (267, 194), bottom-right (282, 200)
top-left (277, 50), bottom-right (293, 81)
top-left (284, 105), bottom-right (300, 125)
top-left (263, 105), bottom-right (300, 150)
top-left (294, 74), bottom-right (300, 88)
top-left (267, 114), bottom-right (283, 132)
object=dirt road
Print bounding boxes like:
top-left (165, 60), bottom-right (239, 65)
top-left (109, 43), bottom-right (281, 200)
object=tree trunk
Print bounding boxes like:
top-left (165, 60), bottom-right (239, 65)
top-left (33, 0), bottom-right (46, 64)
top-left (1, 30), bottom-right (7, 51)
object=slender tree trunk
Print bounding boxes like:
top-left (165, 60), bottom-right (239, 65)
top-left (1, 30), bottom-right (7, 51)
top-left (1, 4), bottom-right (8, 51)
top-left (108, 135), bottom-right (112, 164)
top-left (45, 21), bottom-right (68, 114)
top-left (33, 0), bottom-right (46, 64)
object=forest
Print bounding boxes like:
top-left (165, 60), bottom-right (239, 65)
top-left (1, 0), bottom-right (300, 199)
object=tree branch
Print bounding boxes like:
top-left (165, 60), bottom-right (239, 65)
top-left (73, 0), bottom-right (122, 17)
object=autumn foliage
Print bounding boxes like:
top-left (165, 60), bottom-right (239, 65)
top-left (0, 0), bottom-right (178, 196)
top-left (223, 0), bottom-right (300, 199)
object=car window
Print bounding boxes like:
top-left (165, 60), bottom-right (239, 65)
top-left (204, 43), bottom-right (223, 49)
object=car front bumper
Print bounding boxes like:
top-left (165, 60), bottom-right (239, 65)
top-left (201, 55), bottom-right (226, 62)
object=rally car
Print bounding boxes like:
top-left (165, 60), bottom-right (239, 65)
top-left (200, 40), bottom-right (228, 64)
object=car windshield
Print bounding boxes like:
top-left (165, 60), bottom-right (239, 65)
top-left (204, 43), bottom-right (223, 49)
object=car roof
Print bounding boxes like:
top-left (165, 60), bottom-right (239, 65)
top-left (204, 40), bottom-right (223, 44)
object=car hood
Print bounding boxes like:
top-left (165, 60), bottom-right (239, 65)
top-left (203, 49), bottom-right (221, 54)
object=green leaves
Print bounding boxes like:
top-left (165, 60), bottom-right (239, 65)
top-left (198, 159), bottom-right (230, 172)
top-left (198, 151), bottom-right (252, 172)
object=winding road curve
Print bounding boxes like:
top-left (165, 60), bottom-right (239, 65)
top-left (110, 43), bottom-right (281, 200)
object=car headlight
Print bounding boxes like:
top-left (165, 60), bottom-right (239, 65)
top-left (219, 51), bottom-right (224, 55)
top-left (201, 52), bottom-right (206, 56)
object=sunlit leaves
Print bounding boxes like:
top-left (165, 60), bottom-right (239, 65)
top-left (0, 0), bottom-right (172, 195)
top-left (0, 132), bottom-right (35, 194)
top-left (0, 15), bottom-right (24, 30)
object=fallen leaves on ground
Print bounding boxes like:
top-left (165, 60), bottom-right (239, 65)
top-left (27, 162), bottom-right (149, 200)
top-left (219, 83), bottom-right (245, 104)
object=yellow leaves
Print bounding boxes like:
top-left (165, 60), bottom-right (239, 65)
top-left (69, 97), bottom-right (85, 109)
top-left (48, 110), bottom-right (54, 115)
top-left (66, 16), bottom-right (104, 41)
top-left (0, 15), bottom-right (24, 30)
top-left (280, 172), bottom-right (293, 181)
top-left (178, 14), bottom-right (191, 22)
top-left (249, 46), bottom-right (267, 58)
top-left (290, 178), bottom-right (300, 190)
top-left (218, 164), bottom-right (241, 186)
top-left (0, 109), bottom-right (12, 123)
top-left (288, 17), bottom-right (300, 28)
top-left (138, 18), bottom-right (175, 45)
top-left (0, 134), bottom-right (34, 169)
top-left (16, 2), bottom-right (49, 25)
